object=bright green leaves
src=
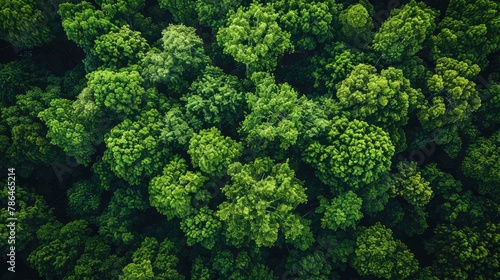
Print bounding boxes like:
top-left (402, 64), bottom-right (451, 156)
top-left (183, 66), bottom-right (245, 128)
top-left (217, 2), bottom-right (293, 73)
top-left (87, 67), bottom-right (146, 116)
top-left (339, 3), bottom-right (373, 47)
top-left (353, 223), bottom-right (418, 279)
top-left (188, 127), bottom-right (242, 176)
top-left (59, 1), bottom-right (117, 51)
top-left (273, 0), bottom-right (342, 51)
top-left (418, 57), bottom-right (481, 131)
top-left (317, 191), bottom-right (363, 231)
top-left (121, 237), bottom-right (184, 280)
top-left (217, 157), bottom-right (310, 248)
top-left (431, 0), bottom-right (500, 68)
top-left (92, 25), bottom-right (150, 70)
top-left (391, 161), bottom-right (433, 207)
top-left (372, 0), bottom-right (438, 64)
top-left (103, 109), bottom-right (168, 185)
top-left (336, 64), bottom-right (423, 129)
top-left (38, 98), bottom-right (97, 166)
top-left (304, 117), bottom-right (395, 188)
top-left (0, 0), bottom-right (55, 47)
top-left (149, 156), bottom-right (208, 220)
top-left (241, 72), bottom-right (305, 151)
top-left (180, 206), bottom-right (221, 250)
top-left (142, 24), bottom-right (209, 92)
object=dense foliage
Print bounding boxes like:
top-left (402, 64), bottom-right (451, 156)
top-left (1, 0), bottom-right (499, 279)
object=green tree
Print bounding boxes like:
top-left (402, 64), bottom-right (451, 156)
top-left (188, 127), bottom-right (242, 176)
top-left (430, 0), bottom-right (500, 68)
top-left (240, 72), bottom-right (306, 151)
top-left (0, 0), bottom-right (57, 47)
top-left (149, 156), bottom-right (210, 220)
top-left (195, 0), bottom-right (243, 32)
top-left (28, 220), bottom-right (92, 279)
top-left (418, 57), bottom-right (481, 132)
top-left (427, 223), bottom-right (500, 279)
top-left (217, 157), bottom-right (312, 248)
top-left (462, 130), bottom-right (500, 186)
top-left (102, 108), bottom-right (169, 185)
top-left (87, 67), bottom-right (146, 116)
top-left (316, 191), bottom-right (363, 231)
top-left (217, 2), bottom-right (293, 73)
top-left (182, 66), bottom-right (246, 128)
top-left (121, 237), bottom-right (184, 279)
top-left (91, 25), bottom-right (150, 70)
top-left (141, 24), bottom-right (209, 93)
top-left (273, 0), bottom-right (342, 51)
top-left (372, 0), bottom-right (438, 64)
top-left (304, 116), bottom-right (395, 188)
top-left (180, 206), bottom-right (222, 250)
top-left (339, 3), bottom-right (373, 47)
top-left (391, 161), bottom-right (433, 207)
top-left (59, 1), bottom-right (118, 51)
top-left (353, 223), bottom-right (418, 279)
top-left (158, 0), bottom-right (197, 25)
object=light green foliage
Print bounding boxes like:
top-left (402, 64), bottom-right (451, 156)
top-left (418, 57), bottom-right (481, 131)
top-left (188, 127), bottom-right (242, 176)
top-left (353, 223), bottom-right (418, 279)
top-left (0, 0), bottom-right (55, 47)
top-left (161, 107), bottom-right (196, 149)
top-left (391, 161), bottom-right (433, 207)
top-left (310, 42), bottom-right (371, 93)
top-left (149, 156), bottom-right (209, 220)
top-left (317, 191), bottom-right (363, 231)
top-left (304, 117), bottom-right (395, 188)
top-left (462, 131), bottom-right (500, 185)
top-left (183, 66), bottom-right (245, 128)
top-left (38, 98), bottom-right (97, 166)
top-left (103, 109), bottom-right (168, 185)
top-left (373, 0), bottom-right (438, 63)
top-left (141, 24), bottom-right (209, 92)
top-left (99, 0), bottom-right (145, 18)
top-left (339, 3), bottom-right (373, 47)
top-left (195, 0), bottom-right (242, 32)
top-left (240, 72), bottom-right (305, 150)
top-left (431, 0), bottom-right (500, 68)
top-left (59, 1), bottom-right (118, 51)
top-left (273, 0), bottom-right (342, 51)
top-left (87, 67), bottom-right (146, 116)
top-left (217, 157), bottom-right (310, 248)
top-left (336, 64), bottom-right (423, 128)
top-left (121, 237), bottom-right (184, 279)
top-left (0, 185), bottom-right (55, 252)
top-left (28, 220), bottom-right (92, 279)
top-left (92, 25), bottom-right (150, 70)
top-left (427, 223), bottom-right (500, 279)
top-left (217, 2), bottom-right (293, 73)
top-left (180, 206), bottom-right (221, 249)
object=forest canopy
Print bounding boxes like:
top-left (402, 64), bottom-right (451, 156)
top-left (1, 0), bottom-right (499, 279)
